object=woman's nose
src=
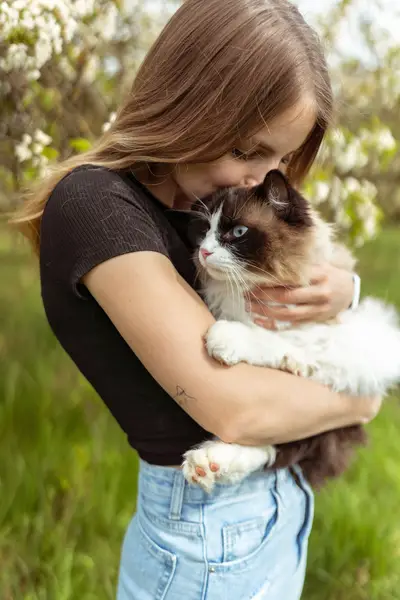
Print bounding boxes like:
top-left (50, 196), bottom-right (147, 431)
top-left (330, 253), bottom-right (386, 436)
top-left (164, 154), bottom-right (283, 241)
top-left (243, 161), bottom-right (280, 188)
top-left (243, 176), bottom-right (260, 188)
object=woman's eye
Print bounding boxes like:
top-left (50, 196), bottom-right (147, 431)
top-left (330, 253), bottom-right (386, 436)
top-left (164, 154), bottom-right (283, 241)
top-left (280, 154), bottom-right (292, 166)
top-left (231, 225), bottom-right (248, 238)
top-left (231, 148), bottom-right (247, 160)
top-left (231, 148), bottom-right (259, 161)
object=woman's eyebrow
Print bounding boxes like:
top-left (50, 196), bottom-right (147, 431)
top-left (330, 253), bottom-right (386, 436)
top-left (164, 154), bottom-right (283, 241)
top-left (254, 140), bottom-right (299, 157)
top-left (255, 142), bottom-right (275, 154)
top-left (245, 138), bottom-right (275, 154)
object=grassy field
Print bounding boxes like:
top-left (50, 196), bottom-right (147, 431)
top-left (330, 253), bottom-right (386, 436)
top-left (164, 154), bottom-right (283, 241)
top-left (1, 222), bottom-right (400, 600)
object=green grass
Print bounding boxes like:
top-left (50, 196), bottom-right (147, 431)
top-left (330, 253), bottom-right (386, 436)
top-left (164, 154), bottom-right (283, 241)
top-left (1, 222), bottom-right (400, 599)
top-left (0, 226), bottom-right (138, 599)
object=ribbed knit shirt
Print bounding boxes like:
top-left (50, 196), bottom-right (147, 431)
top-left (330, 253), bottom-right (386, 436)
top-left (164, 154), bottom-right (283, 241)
top-left (40, 164), bottom-right (212, 465)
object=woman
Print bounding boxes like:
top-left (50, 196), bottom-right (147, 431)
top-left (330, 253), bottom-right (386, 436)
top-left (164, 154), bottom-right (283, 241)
top-left (13, 0), bottom-right (381, 598)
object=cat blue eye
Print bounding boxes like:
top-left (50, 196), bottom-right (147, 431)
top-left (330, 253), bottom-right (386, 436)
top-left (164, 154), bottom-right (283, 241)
top-left (232, 225), bottom-right (248, 238)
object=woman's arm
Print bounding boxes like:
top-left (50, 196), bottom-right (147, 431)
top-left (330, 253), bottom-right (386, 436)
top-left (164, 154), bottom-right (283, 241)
top-left (83, 252), bottom-right (380, 446)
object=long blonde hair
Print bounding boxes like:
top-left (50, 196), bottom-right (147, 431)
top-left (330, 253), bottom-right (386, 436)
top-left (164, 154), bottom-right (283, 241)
top-left (12, 0), bottom-right (333, 254)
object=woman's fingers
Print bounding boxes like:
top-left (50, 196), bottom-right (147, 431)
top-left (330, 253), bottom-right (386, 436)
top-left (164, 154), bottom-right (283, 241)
top-left (250, 282), bottom-right (331, 308)
top-left (252, 303), bottom-right (330, 327)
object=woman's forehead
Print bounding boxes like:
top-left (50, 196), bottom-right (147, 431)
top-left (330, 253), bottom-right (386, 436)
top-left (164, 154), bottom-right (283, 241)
top-left (250, 98), bottom-right (317, 156)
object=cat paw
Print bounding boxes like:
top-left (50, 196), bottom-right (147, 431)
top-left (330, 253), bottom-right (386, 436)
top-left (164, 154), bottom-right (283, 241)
top-left (279, 354), bottom-right (317, 378)
top-left (182, 441), bottom-right (276, 493)
top-left (205, 320), bottom-right (252, 366)
top-left (182, 446), bottom-right (221, 493)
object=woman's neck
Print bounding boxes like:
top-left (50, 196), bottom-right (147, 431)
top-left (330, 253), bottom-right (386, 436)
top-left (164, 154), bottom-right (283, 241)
top-left (132, 164), bottom-right (193, 210)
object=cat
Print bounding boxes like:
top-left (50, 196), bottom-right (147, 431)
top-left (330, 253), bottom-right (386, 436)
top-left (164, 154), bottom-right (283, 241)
top-left (181, 169), bottom-right (400, 492)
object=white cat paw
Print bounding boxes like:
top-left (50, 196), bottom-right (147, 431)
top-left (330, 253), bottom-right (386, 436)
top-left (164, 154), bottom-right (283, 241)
top-left (279, 354), bottom-right (318, 378)
top-left (182, 446), bottom-right (221, 493)
top-left (182, 441), bottom-right (276, 493)
top-left (205, 320), bottom-right (252, 366)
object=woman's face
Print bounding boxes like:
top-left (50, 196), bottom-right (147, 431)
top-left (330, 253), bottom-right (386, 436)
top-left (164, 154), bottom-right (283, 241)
top-left (172, 97), bottom-right (317, 207)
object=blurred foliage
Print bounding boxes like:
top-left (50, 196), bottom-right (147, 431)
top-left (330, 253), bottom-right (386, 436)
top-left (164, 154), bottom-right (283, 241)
top-left (0, 0), bottom-right (177, 199)
top-left (0, 0), bottom-right (399, 246)
top-left (303, 0), bottom-right (400, 245)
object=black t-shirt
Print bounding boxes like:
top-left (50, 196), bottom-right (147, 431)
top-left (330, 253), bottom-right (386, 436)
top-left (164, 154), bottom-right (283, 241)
top-left (40, 164), bottom-right (212, 465)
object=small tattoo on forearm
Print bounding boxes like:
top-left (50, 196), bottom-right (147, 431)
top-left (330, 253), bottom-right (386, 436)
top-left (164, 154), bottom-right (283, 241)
top-left (174, 386), bottom-right (196, 409)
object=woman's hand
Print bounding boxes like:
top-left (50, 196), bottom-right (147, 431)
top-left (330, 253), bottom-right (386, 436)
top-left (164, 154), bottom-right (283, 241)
top-left (247, 264), bottom-right (355, 329)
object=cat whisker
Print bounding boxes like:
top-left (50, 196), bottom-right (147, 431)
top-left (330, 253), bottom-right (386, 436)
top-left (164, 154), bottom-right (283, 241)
top-left (230, 265), bottom-right (253, 310)
top-left (191, 264), bottom-right (202, 290)
top-left (224, 264), bottom-right (245, 309)
top-left (243, 262), bottom-right (293, 291)
top-left (226, 270), bottom-right (239, 309)
top-left (191, 195), bottom-right (211, 217)
top-left (230, 263), bottom-right (294, 308)
top-left (191, 210), bottom-right (210, 221)
top-left (233, 267), bottom-right (251, 295)
top-left (226, 260), bottom-right (270, 300)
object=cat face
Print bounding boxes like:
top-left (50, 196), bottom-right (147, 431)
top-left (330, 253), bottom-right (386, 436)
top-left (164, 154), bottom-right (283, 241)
top-left (191, 170), bottom-right (326, 285)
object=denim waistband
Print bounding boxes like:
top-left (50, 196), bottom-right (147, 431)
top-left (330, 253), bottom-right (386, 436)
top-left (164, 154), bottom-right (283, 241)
top-left (138, 459), bottom-right (294, 507)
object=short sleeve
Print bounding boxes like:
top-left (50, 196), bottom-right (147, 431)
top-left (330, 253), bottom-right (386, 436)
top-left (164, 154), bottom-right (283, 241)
top-left (40, 165), bottom-right (169, 297)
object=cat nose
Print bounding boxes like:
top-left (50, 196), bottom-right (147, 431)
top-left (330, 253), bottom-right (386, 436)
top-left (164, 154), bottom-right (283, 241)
top-left (200, 248), bottom-right (213, 259)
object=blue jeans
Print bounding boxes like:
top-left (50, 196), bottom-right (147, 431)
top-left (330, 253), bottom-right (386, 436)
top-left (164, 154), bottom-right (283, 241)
top-left (117, 459), bottom-right (314, 600)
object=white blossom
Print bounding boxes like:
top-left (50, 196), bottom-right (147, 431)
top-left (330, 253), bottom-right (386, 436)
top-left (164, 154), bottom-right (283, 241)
top-left (359, 179), bottom-right (378, 202)
top-left (333, 138), bottom-right (368, 172)
top-left (58, 56), bottom-right (75, 80)
top-left (92, 3), bottom-right (119, 41)
top-left (34, 129), bottom-right (52, 146)
top-left (15, 134), bottom-right (33, 162)
top-left (32, 143), bottom-right (44, 155)
top-left (376, 129), bottom-right (396, 152)
top-left (15, 143), bottom-right (32, 163)
top-left (22, 134), bottom-right (33, 146)
top-left (313, 181), bottom-right (330, 204)
top-left (82, 55), bottom-right (101, 84)
top-left (344, 177), bottom-right (361, 194)
top-left (0, 0), bottom-right (101, 79)
top-left (14, 129), bottom-right (53, 177)
top-left (102, 111), bottom-right (117, 133)
top-left (363, 216), bottom-right (378, 237)
top-left (335, 206), bottom-right (352, 229)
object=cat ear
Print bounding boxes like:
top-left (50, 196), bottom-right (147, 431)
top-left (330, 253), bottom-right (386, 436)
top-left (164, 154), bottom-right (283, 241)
top-left (262, 169), bottom-right (290, 208)
top-left (260, 169), bottom-right (313, 227)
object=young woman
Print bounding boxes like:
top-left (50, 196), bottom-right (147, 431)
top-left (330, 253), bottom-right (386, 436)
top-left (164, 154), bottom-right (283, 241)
top-left (14, 0), bottom-right (381, 598)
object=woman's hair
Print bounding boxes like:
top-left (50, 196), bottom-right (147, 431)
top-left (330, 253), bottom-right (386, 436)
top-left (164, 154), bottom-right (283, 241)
top-left (12, 0), bottom-right (333, 253)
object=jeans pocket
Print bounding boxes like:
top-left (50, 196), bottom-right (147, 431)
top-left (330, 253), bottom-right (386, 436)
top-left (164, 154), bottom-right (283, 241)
top-left (222, 490), bottom-right (279, 562)
top-left (118, 515), bottom-right (177, 600)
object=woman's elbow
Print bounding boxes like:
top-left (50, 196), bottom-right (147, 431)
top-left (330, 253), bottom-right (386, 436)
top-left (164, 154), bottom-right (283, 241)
top-left (211, 409), bottom-right (255, 444)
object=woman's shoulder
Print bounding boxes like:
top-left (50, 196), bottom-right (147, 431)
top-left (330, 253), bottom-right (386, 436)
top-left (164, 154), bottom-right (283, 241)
top-left (43, 163), bottom-right (170, 244)
top-left (41, 163), bottom-right (171, 294)
top-left (48, 163), bottom-right (162, 215)
top-left (51, 163), bottom-right (126, 191)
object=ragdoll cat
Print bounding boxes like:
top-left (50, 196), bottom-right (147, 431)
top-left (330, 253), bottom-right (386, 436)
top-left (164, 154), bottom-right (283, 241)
top-left (181, 169), bottom-right (400, 492)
